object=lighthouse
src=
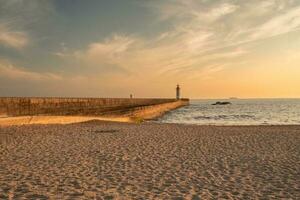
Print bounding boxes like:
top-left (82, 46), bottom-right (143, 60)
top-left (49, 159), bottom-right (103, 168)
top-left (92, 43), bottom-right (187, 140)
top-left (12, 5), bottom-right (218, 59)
top-left (176, 84), bottom-right (180, 100)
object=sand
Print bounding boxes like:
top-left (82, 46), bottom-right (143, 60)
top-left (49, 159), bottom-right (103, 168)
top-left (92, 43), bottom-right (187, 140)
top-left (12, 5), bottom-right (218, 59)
top-left (0, 116), bottom-right (132, 126)
top-left (0, 121), bottom-right (299, 199)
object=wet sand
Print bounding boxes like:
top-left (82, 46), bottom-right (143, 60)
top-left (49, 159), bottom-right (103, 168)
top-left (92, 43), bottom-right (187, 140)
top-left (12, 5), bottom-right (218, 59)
top-left (0, 121), bottom-right (299, 199)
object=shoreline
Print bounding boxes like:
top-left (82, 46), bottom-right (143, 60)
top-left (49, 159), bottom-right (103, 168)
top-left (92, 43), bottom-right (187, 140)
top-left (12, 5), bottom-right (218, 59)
top-left (152, 121), bottom-right (300, 127)
top-left (1, 115), bottom-right (300, 127)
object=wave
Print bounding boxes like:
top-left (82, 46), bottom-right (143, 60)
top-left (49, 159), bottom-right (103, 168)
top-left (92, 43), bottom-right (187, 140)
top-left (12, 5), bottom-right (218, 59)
top-left (159, 99), bottom-right (300, 125)
top-left (193, 114), bottom-right (256, 120)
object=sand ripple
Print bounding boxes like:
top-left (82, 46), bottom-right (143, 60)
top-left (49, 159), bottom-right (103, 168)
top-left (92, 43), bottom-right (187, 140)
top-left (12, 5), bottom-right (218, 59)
top-left (0, 122), bottom-right (299, 199)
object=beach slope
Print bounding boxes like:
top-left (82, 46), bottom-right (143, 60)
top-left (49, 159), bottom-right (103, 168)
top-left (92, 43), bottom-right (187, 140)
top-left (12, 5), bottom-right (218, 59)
top-left (0, 122), bottom-right (299, 199)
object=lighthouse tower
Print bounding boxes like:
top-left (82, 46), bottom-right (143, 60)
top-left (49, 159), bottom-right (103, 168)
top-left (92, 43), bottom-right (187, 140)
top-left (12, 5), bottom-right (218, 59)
top-left (176, 84), bottom-right (180, 100)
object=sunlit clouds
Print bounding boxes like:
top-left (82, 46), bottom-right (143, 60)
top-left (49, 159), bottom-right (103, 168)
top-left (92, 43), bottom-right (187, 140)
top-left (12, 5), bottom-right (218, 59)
top-left (0, 24), bottom-right (28, 49)
top-left (0, 0), bottom-right (300, 98)
top-left (0, 60), bottom-right (61, 81)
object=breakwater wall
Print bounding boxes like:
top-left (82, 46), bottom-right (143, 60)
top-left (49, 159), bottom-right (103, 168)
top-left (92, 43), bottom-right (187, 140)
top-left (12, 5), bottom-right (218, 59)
top-left (0, 97), bottom-right (189, 119)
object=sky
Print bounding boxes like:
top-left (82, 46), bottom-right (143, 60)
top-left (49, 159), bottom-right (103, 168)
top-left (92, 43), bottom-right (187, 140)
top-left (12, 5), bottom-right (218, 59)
top-left (0, 0), bottom-right (300, 99)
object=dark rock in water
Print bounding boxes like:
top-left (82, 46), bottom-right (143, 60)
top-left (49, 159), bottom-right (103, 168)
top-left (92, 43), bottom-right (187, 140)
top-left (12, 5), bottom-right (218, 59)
top-left (212, 101), bottom-right (232, 105)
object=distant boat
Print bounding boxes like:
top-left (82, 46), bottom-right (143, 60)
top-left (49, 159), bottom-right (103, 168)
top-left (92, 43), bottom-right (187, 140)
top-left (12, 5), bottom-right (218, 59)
top-left (229, 97), bottom-right (238, 99)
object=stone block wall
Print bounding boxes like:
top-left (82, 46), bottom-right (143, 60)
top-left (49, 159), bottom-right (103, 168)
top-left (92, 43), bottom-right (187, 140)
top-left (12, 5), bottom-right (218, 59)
top-left (0, 97), bottom-right (188, 117)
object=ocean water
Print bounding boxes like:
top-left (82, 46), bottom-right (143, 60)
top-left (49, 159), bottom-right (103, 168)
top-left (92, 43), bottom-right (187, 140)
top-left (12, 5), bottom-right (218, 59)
top-left (158, 99), bottom-right (300, 125)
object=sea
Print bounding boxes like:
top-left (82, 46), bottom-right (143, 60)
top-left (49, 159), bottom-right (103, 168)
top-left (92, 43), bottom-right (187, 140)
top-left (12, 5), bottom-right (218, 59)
top-left (158, 99), bottom-right (300, 125)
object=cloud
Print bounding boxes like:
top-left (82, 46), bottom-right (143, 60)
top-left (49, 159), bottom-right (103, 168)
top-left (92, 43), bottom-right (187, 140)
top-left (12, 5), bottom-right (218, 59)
top-left (54, 34), bottom-right (139, 75)
top-left (0, 0), bottom-right (55, 49)
top-left (205, 48), bottom-right (248, 60)
top-left (1, 0), bottom-right (299, 98)
top-left (0, 60), bottom-right (61, 81)
top-left (200, 3), bottom-right (239, 21)
top-left (250, 6), bottom-right (300, 40)
top-left (75, 34), bottom-right (136, 65)
top-left (54, 0), bottom-right (300, 85)
top-left (153, 0), bottom-right (300, 46)
top-left (151, 0), bottom-right (238, 22)
top-left (195, 64), bottom-right (227, 80)
top-left (0, 24), bottom-right (28, 49)
top-left (58, 31), bottom-right (245, 83)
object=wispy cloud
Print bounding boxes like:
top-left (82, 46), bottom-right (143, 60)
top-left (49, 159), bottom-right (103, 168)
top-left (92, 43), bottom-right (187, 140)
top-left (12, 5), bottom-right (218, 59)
top-left (15, 0), bottom-right (300, 82)
top-left (0, 60), bottom-right (61, 81)
top-left (250, 6), bottom-right (300, 40)
top-left (151, 0), bottom-right (238, 22)
top-left (153, 0), bottom-right (300, 44)
top-left (199, 3), bottom-right (239, 21)
top-left (75, 34), bottom-right (136, 66)
top-left (54, 34), bottom-right (139, 75)
top-left (1, 0), bottom-right (300, 98)
top-left (55, 2), bottom-right (250, 80)
top-left (0, 24), bottom-right (28, 49)
top-left (0, 0), bottom-right (54, 49)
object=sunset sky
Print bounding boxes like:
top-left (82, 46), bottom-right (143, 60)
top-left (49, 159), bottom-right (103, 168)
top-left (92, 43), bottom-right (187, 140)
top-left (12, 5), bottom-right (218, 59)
top-left (0, 0), bottom-right (300, 98)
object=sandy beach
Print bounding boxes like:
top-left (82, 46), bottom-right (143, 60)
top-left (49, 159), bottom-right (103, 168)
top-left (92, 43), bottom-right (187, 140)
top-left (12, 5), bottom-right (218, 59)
top-left (0, 121), bottom-right (299, 199)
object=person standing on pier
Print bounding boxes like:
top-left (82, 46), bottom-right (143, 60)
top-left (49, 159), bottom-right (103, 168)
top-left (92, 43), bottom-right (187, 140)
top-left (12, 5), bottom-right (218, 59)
top-left (176, 84), bottom-right (180, 100)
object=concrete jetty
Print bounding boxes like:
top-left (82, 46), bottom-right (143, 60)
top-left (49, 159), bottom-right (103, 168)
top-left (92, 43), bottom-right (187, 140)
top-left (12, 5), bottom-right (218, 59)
top-left (0, 97), bottom-right (189, 125)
